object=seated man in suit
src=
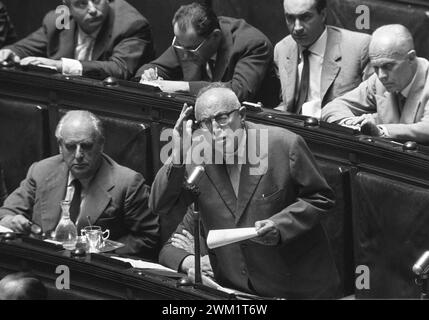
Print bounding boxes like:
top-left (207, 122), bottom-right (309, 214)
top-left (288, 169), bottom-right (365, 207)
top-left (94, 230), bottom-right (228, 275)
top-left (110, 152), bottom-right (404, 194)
top-left (0, 110), bottom-right (159, 258)
top-left (0, 1), bottom-right (16, 48)
top-left (274, 0), bottom-right (371, 118)
top-left (151, 83), bottom-right (339, 299)
top-left (135, 2), bottom-right (277, 106)
top-left (322, 25), bottom-right (429, 144)
top-left (0, 0), bottom-right (154, 80)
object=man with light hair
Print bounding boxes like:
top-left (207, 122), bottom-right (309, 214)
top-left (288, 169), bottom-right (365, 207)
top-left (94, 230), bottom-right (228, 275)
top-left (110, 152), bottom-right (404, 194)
top-left (0, 0), bottom-right (154, 80)
top-left (0, 110), bottom-right (159, 258)
top-left (322, 24), bottom-right (429, 143)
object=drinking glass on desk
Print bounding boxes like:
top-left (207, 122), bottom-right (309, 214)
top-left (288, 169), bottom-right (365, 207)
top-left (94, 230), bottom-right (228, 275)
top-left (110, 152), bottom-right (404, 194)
top-left (81, 226), bottom-right (110, 253)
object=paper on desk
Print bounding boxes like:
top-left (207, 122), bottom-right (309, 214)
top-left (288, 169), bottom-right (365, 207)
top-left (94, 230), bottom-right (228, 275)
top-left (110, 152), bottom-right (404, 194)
top-left (0, 225), bottom-right (13, 233)
top-left (139, 80), bottom-right (162, 89)
top-left (207, 227), bottom-right (258, 249)
top-left (111, 257), bottom-right (176, 273)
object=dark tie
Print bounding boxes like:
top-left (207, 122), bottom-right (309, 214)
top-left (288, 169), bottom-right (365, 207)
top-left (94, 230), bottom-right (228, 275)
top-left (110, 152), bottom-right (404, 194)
top-left (396, 92), bottom-right (406, 115)
top-left (69, 179), bottom-right (82, 223)
top-left (295, 49), bottom-right (310, 114)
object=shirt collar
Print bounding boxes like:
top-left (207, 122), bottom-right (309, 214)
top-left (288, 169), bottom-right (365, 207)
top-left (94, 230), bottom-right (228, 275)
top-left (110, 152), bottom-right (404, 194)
top-left (400, 70), bottom-right (418, 98)
top-left (77, 26), bottom-right (101, 45)
top-left (67, 171), bottom-right (92, 190)
top-left (304, 27), bottom-right (328, 58)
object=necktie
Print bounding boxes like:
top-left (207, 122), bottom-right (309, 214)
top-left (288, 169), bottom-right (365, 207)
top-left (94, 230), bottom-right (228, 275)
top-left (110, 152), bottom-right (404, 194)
top-left (396, 92), bottom-right (406, 115)
top-left (226, 164), bottom-right (240, 197)
top-left (295, 49), bottom-right (310, 114)
top-left (69, 179), bottom-right (82, 223)
top-left (205, 60), bottom-right (215, 81)
top-left (76, 34), bottom-right (95, 61)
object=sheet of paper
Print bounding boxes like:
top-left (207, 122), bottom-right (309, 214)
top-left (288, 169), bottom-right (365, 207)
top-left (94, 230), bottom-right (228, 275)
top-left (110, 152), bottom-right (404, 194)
top-left (139, 80), bottom-right (161, 89)
top-left (207, 227), bottom-right (258, 249)
top-left (0, 225), bottom-right (13, 233)
top-left (111, 257), bottom-right (176, 273)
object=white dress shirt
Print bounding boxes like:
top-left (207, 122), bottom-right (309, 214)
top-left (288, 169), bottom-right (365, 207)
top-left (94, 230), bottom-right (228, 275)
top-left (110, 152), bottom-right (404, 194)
top-left (297, 28), bottom-right (328, 118)
top-left (61, 27), bottom-right (101, 76)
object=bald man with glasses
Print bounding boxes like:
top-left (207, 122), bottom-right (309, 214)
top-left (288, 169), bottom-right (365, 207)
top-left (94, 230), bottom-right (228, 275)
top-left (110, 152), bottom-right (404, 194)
top-left (0, 0), bottom-right (154, 80)
top-left (151, 83), bottom-right (339, 299)
top-left (135, 2), bottom-right (276, 106)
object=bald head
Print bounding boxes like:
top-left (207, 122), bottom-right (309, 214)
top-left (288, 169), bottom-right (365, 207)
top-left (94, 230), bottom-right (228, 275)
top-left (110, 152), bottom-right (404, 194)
top-left (369, 24), bottom-right (414, 60)
top-left (369, 24), bottom-right (417, 93)
top-left (195, 86), bottom-right (241, 120)
top-left (56, 111), bottom-right (105, 180)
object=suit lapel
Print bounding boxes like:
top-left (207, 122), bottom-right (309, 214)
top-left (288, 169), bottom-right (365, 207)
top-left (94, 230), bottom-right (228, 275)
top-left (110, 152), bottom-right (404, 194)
top-left (320, 28), bottom-right (341, 103)
top-left (283, 42), bottom-right (299, 112)
top-left (92, 8), bottom-right (114, 60)
top-left (234, 123), bottom-right (264, 224)
top-left (204, 164), bottom-right (237, 216)
top-left (40, 161), bottom-right (68, 232)
top-left (402, 61), bottom-right (425, 123)
top-left (77, 157), bottom-right (113, 230)
top-left (234, 163), bottom-right (263, 224)
top-left (54, 20), bottom-right (77, 59)
top-left (377, 92), bottom-right (400, 124)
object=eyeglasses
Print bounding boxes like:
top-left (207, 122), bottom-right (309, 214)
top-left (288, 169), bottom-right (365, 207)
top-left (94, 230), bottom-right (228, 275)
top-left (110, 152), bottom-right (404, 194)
top-left (171, 36), bottom-right (208, 54)
top-left (196, 109), bottom-right (239, 130)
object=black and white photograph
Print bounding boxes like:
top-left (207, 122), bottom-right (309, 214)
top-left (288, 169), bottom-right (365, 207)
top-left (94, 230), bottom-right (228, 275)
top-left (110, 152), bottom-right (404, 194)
top-left (0, 0), bottom-right (428, 307)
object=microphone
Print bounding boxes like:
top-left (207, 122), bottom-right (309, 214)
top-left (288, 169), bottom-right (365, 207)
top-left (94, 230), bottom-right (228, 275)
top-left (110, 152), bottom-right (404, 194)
top-left (186, 165), bottom-right (205, 186)
top-left (413, 251), bottom-right (429, 275)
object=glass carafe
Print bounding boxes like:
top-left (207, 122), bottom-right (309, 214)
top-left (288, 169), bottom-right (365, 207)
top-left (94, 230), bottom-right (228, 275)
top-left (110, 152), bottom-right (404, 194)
top-left (54, 200), bottom-right (77, 250)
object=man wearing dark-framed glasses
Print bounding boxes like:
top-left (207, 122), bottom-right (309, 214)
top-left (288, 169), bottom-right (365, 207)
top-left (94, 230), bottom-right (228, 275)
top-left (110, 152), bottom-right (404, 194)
top-left (135, 2), bottom-right (278, 107)
top-left (151, 83), bottom-right (339, 299)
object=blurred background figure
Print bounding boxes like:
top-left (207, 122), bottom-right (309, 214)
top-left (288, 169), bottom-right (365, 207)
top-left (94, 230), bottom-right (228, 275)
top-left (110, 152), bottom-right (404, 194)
top-left (0, 1), bottom-right (16, 48)
top-left (0, 272), bottom-right (47, 300)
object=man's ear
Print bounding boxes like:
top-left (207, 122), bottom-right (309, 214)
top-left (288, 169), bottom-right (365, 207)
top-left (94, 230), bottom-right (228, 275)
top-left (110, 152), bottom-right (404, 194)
top-left (239, 106), bottom-right (246, 121)
top-left (320, 8), bottom-right (328, 24)
top-left (407, 49), bottom-right (417, 61)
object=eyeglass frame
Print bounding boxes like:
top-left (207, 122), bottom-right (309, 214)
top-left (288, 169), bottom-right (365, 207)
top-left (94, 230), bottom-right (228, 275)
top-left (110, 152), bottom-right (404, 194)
top-left (196, 109), bottom-right (240, 130)
top-left (171, 31), bottom-right (213, 54)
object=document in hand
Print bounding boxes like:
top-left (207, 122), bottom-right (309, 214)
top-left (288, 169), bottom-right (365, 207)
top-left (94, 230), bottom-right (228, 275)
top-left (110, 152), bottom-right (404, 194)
top-left (207, 227), bottom-right (258, 249)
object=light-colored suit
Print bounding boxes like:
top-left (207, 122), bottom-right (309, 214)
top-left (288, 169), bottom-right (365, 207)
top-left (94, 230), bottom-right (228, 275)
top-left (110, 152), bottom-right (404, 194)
top-left (322, 57), bottom-right (429, 143)
top-left (0, 154), bottom-right (159, 258)
top-left (151, 122), bottom-right (340, 299)
top-left (274, 26), bottom-right (371, 112)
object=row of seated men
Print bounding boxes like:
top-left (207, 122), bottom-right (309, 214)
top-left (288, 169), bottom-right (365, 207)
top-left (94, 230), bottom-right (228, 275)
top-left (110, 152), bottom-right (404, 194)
top-left (0, 83), bottom-right (340, 299)
top-left (0, 0), bottom-right (428, 143)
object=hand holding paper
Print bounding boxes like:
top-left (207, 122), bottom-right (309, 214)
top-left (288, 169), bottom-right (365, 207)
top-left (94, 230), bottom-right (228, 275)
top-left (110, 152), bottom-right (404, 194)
top-left (207, 227), bottom-right (258, 249)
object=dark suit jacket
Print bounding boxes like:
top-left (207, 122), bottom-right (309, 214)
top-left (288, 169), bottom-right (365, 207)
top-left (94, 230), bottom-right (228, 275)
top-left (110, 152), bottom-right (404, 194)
top-left (5, 0), bottom-right (154, 80)
top-left (0, 2), bottom-right (16, 47)
top-left (322, 57), bottom-right (429, 143)
top-left (274, 26), bottom-right (371, 111)
top-left (151, 122), bottom-right (339, 299)
top-left (135, 17), bottom-right (277, 105)
top-left (0, 154), bottom-right (159, 258)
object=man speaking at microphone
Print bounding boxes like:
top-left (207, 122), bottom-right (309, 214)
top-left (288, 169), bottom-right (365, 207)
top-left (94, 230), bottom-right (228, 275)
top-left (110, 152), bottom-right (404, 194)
top-left (150, 83), bottom-right (340, 299)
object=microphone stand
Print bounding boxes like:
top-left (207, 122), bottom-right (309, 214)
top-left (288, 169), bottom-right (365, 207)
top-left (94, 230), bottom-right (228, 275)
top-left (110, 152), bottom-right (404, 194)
top-left (416, 273), bottom-right (429, 300)
top-left (184, 181), bottom-right (202, 285)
